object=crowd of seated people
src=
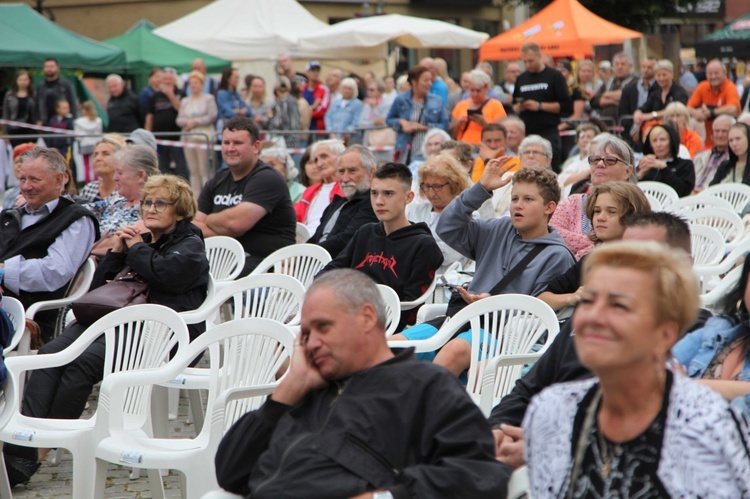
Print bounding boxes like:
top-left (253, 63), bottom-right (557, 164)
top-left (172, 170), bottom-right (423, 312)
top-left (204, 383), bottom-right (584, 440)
top-left (2, 46), bottom-right (750, 498)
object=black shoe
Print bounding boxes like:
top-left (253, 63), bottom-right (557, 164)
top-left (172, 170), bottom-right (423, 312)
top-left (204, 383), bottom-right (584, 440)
top-left (3, 453), bottom-right (40, 487)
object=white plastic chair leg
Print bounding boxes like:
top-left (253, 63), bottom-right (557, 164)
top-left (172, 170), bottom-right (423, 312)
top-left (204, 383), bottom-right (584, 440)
top-left (188, 390), bottom-right (205, 432)
top-left (168, 387), bottom-right (179, 420)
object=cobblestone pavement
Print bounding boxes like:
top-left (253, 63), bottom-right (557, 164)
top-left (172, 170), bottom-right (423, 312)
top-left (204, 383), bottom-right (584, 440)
top-left (9, 386), bottom-right (205, 498)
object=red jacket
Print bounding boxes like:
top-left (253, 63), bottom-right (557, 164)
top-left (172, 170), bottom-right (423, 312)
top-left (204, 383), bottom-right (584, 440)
top-left (295, 182), bottom-right (344, 223)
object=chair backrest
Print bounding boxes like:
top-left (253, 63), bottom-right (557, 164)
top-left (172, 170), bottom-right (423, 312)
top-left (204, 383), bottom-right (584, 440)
top-left (376, 284), bottom-right (401, 337)
top-left (89, 304), bottom-right (190, 429)
top-left (205, 236), bottom-right (245, 283)
top-left (250, 244), bottom-right (332, 289)
top-left (637, 181), bottom-right (679, 209)
top-left (296, 222), bottom-right (311, 244)
top-left (400, 272), bottom-right (439, 310)
top-left (701, 265), bottom-right (743, 310)
top-left (217, 273), bottom-right (306, 325)
top-left (690, 225), bottom-right (726, 267)
top-left (1, 297), bottom-right (25, 356)
top-left (699, 183), bottom-right (750, 213)
top-left (683, 208), bottom-right (744, 247)
top-left (436, 295), bottom-right (559, 401)
top-left (667, 195), bottom-right (734, 215)
top-left (186, 318), bottom-right (295, 436)
top-left (507, 466), bottom-right (531, 499)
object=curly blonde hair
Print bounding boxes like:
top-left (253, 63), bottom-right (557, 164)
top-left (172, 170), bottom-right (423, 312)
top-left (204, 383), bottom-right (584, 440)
top-left (417, 153), bottom-right (471, 199)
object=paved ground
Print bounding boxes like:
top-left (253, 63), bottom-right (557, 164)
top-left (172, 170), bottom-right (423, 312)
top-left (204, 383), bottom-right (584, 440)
top-left (10, 386), bottom-right (205, 498)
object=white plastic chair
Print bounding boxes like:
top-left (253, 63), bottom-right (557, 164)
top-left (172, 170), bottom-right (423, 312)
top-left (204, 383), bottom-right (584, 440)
top-left (377, 284), bottom-right (401, 337)
top-left (165, 274), bottom-right (306, 432)
top-left (0, 304), bottom-right (190, 499)
top-left (1, 298), bottom-right (25, 358)
top-left (683, 208), bottom-right (745, 250)
top-left (699, 183), bottom-right (750, 213)
top-left (93, 318), bottom-right (295, 499)
top-left (700, 265), bottom-right (743, 310)
top-left (690, 225), bottom-right (726, 267)
top-left (250, 244), bottom-right (331, 289)
top-left (295, 222), bottom-right (311, 244)
top-left (668, 195), bottom-right (735, 215)
top-left (638, 181), bottom-right (679, 209)
top-left (389, 294), bottom-right (559, 405)
top-left (19, 257), bottom-right (96, 352)
top-left (205, 237), bottom-right (245, 287)
top-left (507, 465), bottom-right (531, 499)
top-left (400, 272), bottom-right (439, 311)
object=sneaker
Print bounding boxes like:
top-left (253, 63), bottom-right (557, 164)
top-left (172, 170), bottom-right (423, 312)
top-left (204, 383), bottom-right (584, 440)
top-left (3, 453), bottom-right (40, 487)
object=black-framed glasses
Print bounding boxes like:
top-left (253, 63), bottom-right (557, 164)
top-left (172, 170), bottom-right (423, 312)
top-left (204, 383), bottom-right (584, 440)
top-left (141, 200), bottom-right (174, 213)
top-left (588, 156), bottom-right (627, 167)
top-left (420, 182), bottom-right (449, 193)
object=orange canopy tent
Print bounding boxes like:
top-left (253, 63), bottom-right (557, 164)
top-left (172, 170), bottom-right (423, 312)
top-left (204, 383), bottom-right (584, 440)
top-left (480, 0), bottom-right (643, 61)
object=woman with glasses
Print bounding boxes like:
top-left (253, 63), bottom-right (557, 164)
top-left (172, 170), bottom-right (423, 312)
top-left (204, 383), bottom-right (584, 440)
top-left (406, 153), bottom-right (473, 273)
top-left (2, 173), bottom-right (210, 486)
top-left (551, 133), bottom-right (636, 258)
top-left (638, 124), bottom-right (695, 197)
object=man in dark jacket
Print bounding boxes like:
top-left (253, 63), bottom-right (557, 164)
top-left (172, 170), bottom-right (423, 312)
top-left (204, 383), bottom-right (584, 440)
top-left (215, 269), bottom-right (510, 498)
top-left (0, 147), bottom-right (98, 341)
top-left (35, 58), bottom-right (78, 124)
top-left (106, 74), bottom-right (142, 133)
top-left (308, 144), bottom-right (377, 257)
top-left (320, 163), bottom-right (443, 328)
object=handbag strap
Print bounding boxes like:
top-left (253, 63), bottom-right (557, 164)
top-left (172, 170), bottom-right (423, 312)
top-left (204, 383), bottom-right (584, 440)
top-left (566, 386), bottom-right (602, 499)
top-left (488, 244), bottom-right (545, 296)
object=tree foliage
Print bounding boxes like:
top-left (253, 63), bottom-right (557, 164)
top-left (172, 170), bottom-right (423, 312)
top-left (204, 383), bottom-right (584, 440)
top-left (500, 0), bottom-right (688, 33)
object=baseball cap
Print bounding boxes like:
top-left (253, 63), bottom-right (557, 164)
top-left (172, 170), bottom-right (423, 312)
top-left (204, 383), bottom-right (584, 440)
top-left (306, 61), bottom-right (321, 71)
top-left (126, 128), bottom-right (158, 151)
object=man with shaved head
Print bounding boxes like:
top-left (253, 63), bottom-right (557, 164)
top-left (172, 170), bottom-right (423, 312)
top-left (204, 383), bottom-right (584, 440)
top-left (688, 59), bottom-right (741, 148)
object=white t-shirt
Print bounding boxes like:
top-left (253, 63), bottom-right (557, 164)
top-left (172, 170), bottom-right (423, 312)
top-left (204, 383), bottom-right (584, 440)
top-left (305, 182), bottom-right (336, 233)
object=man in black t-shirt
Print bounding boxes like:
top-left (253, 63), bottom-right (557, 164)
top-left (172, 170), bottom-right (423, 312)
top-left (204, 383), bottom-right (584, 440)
top-left (194, 117), bottom-right (296, 275)
top-left (513, 42), bottom-right (571, 173)
top-left (145, 70), bottom-right (189, 180)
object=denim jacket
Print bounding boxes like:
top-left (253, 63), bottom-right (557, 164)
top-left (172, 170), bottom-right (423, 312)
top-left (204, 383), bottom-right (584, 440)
top-left (386, 90), bottom-right (449, 161)
top-left (324, 97), bottom-right (363, 139)
top-left (672, 315), bottom-right (750, 416)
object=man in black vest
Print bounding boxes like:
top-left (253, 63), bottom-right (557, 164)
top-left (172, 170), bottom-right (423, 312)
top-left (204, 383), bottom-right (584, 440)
top-left (0, 148), bottom-right (99, 341)
top-left (307, 144), bottom-right (377, 257)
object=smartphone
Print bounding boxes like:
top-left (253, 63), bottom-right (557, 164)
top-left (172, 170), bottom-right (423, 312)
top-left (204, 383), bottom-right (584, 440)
top-left (439, 276), bottom-right (461, 292)
top-left (467, 109), bottom-right (482, 116)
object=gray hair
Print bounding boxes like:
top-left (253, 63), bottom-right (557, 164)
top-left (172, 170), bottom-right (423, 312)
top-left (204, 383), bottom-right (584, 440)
top-left (613, 51), bottom-right (632, 65)
top-left (105, 73), bottom-right (124, 84)
top-left (589, 133), bottom-right (638, 183)
top-left (421, 128), bottom-right (451, 158)
top-left (502, 115), bottom-right (526, 133)
top-left (519, 135), bottom-right (552, 158)
top-left (312, 139), bottom-right (346, 157)
top-left (19, 147), bottom-right (67, 175)
top-left (467, 69), bottom-right (492, 88)
top-left (309, 269), bottom-right (387, 329)
top-left (714, 114), bottom-right (737, 128)
top-left (339, 144), bottom-right (377, 174)
top-left (112, 145), bottom-right (159, 177)
top-left (655, 59), bottom-right (674, 73)
top-left (260, 147), bottom-right (299, 181)
top-left (340, 77), bottom-right (359, 99)
top-left (371, 79), bottom-right (386, 93)
top-left (475, 62), bottom-right (494, 78)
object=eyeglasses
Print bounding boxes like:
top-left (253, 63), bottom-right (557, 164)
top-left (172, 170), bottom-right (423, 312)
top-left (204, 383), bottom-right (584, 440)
top-left (420, 182), bottom-right (449, 193)
top-left (588, 156), bottom-right (627, 167)
top-left (521, 150), bottom-right (548, 158)
top-left (141, 200), bottom-right (174, 213)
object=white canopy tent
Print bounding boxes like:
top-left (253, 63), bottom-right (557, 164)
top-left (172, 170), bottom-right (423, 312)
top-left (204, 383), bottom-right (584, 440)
top-left (154, 0), bottom-right (387, 88)
top-left (297, 14), bottom-right (490, 52)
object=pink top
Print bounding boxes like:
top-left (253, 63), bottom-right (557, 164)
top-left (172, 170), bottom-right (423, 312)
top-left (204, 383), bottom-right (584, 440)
top-left (550, 194), bottom-right (594, 260)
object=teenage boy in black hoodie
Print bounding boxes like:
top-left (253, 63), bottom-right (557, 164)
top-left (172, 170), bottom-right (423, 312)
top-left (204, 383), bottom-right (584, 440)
top-left (320, 163), bottom-right (443, 329)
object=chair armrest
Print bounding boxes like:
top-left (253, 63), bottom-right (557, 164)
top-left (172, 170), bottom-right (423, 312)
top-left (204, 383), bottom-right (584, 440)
top-left (416, 304), bottom-right (448, 324)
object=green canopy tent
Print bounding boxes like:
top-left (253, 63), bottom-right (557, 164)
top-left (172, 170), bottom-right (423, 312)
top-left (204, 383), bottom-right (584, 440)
top-left (105, 20), bottom-right (231, 92)
top-left (695, 13), bottom-right (750, 60)
top-left (0, 4), bottom-right (126, 71)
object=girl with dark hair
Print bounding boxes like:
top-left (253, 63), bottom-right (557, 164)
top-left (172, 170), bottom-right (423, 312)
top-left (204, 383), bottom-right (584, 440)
top-left (2, 70), bottom-right (37, 147)
top-left (216, 67), bottom-right (250, 121)
top-left (710, 122), bottom-right (750, 186)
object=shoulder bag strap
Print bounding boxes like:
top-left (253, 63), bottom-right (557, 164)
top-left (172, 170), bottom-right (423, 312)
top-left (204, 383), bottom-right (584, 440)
top-left (488, 244), bottom-right (545, 296)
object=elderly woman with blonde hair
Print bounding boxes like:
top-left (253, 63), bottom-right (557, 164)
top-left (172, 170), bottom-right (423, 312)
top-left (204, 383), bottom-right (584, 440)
top-left (524, 241), bottom-right (750, 498)
top-left (406, 152), bottom-right (473, 274)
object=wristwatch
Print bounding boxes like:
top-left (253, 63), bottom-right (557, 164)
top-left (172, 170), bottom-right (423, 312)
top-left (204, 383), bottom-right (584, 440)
top-left (538, 101), bottom-right (543, 111)
top-left (373, 492), bottom-right (394, 499)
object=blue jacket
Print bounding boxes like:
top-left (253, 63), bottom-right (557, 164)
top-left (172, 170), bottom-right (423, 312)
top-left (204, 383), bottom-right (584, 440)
top-left (386, 90), bottom-right (449, 161)
top-left (429, 78), bottom-right (449, 107)
top-left (672, 315), bottom-right (750, 416)
top-left (216, 89), bottom-right (252, 120)
top-left (324, 97), bottom-right (362, 138)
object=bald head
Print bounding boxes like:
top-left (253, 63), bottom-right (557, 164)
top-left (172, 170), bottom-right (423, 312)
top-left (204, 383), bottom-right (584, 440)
top-left (192, 58), bottom-right (207, 74)
top-left (706, 59), bottom-right (727, 90)
top-left (420, 57), bottom-right (437, 77)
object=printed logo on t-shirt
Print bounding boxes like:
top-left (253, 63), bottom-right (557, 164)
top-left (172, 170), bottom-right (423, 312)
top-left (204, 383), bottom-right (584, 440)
top-left (355, 252), bottom-right (398, 277)
top-left (213, 194), bottom-right (243, 207)
top-left (519, 83), bottom-right (549, 93)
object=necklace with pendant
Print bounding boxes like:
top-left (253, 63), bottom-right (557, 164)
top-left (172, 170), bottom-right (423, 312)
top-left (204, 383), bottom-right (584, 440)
top-left (598, 426), bottom-right (621, 478)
